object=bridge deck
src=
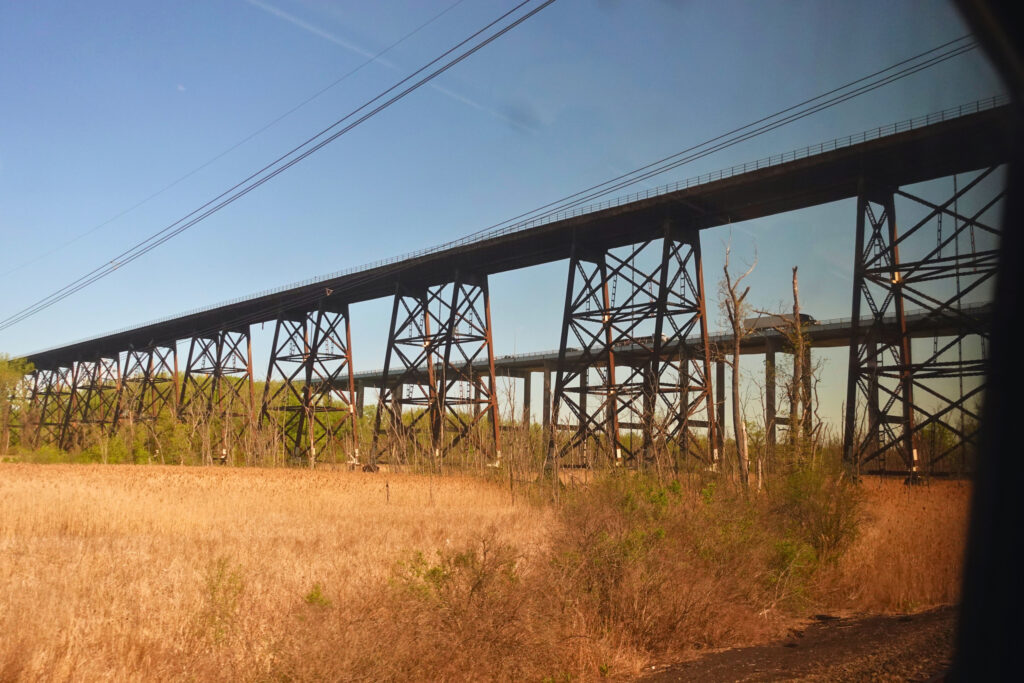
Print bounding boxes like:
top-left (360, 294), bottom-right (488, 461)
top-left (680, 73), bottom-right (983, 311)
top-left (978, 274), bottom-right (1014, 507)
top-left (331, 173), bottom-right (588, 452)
top-left (26, 105), bottom-right (1014, 370)
top-left (347, 305), bottom-right (992, 386)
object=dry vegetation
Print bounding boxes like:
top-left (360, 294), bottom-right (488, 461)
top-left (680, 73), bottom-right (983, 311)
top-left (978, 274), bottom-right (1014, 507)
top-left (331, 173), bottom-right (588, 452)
top-left (820, 477), bottom-right (972, 613)
top-left (0, 462), bottom-right (970, 681)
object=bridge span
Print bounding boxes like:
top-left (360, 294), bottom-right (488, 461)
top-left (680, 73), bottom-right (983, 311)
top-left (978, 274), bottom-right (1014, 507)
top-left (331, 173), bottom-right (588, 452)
top-left (19, 99), bottom-right (1012, 474)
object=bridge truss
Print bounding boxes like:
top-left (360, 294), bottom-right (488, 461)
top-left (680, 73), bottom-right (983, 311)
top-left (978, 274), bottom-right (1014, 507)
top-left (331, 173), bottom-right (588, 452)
top-left (843, 167), bottom-right (1003, 475)
top-left (261, 298), bottom-right (357, 464)
top-left (371, 271), bottom-right (501, 465)
top-left (16, 104), bottom-right (1011, 474)
top-left (547, 221), bottom-right (716, 467)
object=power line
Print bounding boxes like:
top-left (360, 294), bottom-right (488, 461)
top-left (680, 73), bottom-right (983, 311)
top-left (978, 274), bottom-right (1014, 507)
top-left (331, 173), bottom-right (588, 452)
top-left (0, 0), bottom-right (557, 333)
top-left (163, 40), bottom-right (988, 352)
top-left (0, 0), bottom-right (468, 281)
top-left (3, 32), bottom-right (981, 340)
top-left (12, 35), bottom-right (982, 351)
top-left (506, 43), bottom-right (979, 222)
top-left (150, 104), bottom-right (998, 356)
top-left (458, 36), bottom-right (978, 239)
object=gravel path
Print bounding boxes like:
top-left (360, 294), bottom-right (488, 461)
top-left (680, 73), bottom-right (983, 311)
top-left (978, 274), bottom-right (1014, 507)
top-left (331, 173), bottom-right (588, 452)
top-left (641, 606), bottom-right (956, 681)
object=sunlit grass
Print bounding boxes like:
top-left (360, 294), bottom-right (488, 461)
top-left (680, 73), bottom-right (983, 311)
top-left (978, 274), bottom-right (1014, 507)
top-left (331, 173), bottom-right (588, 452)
top-left (0, 462), bottom-right (969, 680)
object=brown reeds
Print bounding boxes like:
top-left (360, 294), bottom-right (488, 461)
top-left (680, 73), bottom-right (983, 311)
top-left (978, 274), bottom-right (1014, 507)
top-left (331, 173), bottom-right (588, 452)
top-left (0, 458), bottom-right (970, 681)
top-left (818, 477), bottom-right (971, 612)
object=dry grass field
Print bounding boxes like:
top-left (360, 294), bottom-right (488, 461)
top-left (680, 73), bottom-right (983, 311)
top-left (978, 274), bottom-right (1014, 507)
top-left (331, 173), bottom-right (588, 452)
top-left (821, 477), bottom-right (973, 613)
top-left (0, 464), bottom-right (971, 681)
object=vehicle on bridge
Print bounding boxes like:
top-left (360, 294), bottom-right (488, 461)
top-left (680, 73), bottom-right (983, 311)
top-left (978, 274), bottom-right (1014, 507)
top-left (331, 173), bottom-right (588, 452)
top-left (612, 334), bottom-right (669, 348)
top-left (743, 313), bottom-right (817, 332)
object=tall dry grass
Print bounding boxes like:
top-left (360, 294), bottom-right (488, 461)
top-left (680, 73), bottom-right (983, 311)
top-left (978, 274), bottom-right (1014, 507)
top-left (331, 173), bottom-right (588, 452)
top-left (0, 463), bottom-right (971, 681)
top-left (818, 477), bottom-right (972, 612)
top-left (0, 464), bottom-right (554, 680)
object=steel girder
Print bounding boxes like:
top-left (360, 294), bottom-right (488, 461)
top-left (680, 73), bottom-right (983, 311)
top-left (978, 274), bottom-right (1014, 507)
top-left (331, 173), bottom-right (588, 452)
top-left (29, 366), bottom-right (75, 448)
top-left (69, 355), bottom-right (122, 437)
top-left (547, 221), bottom-right (716, 466)
top-left (843, 168), bottom-right (1002, 473)
top-left (372, 272), bottom-right (501, 464)
top-left (118, 344), bottom-right (178, 424)
top-left (260, 299), bottom-right (358, 464)
top-left (179, 328), bottom-right (254, 456)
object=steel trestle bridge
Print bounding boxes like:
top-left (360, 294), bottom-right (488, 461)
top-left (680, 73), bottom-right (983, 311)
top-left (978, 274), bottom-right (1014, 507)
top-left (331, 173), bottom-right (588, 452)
top-left (18, 100), bottom-right (1014, 474)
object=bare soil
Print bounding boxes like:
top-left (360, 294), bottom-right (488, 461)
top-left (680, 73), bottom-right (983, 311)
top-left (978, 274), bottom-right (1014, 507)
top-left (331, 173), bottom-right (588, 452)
top-left (641, 605), bottom-right (957, 682)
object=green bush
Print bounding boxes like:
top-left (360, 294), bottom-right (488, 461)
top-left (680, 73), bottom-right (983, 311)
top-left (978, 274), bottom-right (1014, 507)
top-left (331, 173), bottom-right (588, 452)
top-left (198, 556), bottom-right (245, 644)
top-left (777, 461), bottom-right (861, 562)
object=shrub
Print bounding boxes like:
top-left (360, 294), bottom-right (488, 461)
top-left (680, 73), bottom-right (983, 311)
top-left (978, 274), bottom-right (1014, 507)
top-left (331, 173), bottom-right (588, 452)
top-left (198, 556), bottom-right (245, 644)
top-left (303, 583), bottom-right (331, 608)
top-left (776, 461), bottom-right (861, 562)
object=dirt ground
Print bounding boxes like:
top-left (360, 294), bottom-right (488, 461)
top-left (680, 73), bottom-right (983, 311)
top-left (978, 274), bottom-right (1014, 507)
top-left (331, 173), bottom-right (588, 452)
top-left (641, 605), bottom-right (957, 682)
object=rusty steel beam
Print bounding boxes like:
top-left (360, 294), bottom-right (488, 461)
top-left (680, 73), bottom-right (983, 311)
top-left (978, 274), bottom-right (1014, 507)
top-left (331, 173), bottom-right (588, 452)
top-left (30, 368), bottom-right (63, 447)
top-left (261, 297), bottom-right (358, 464)
top-left (180, 335), bottom-right (218, 417)
top-left (76, 355), bottom-right (122, 433)
top-left (49, 365), bottom-right (77, 449)
top-left (118, 343), bottom-right (178, 425)
top-left (372, 272), bottom-right (501, 465)
top-left (844, 168), bottom-right (1001, 474)
top-left (180, 327), bottom-right (254, 459)
top-left (547, 222), bottom-right (715, 466)
top-left (24, 105), bottom-right (1014, 375)
top-left (18, 370), bottom-right (47, 449)
top-left (522, 372), bottom-right (531, 426)
top-left (372, 283), bottom-right (439, 461)
top-left (180, 329), bottom-right (252, 416)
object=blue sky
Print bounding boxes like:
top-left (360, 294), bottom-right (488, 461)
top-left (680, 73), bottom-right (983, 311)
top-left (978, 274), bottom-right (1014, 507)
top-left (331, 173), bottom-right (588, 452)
top-left (0, 0), bottom-right (1005, 427)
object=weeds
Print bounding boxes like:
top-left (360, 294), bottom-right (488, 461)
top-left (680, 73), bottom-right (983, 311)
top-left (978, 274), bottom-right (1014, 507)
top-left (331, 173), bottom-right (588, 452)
top-left (199, 556), bottom-right (245, 644)
top-left (0, 456), bottom-right (964, 681)
top-left (303, 583), bottom-right (331, 608)
top-left (777, 461), bottom-right (861, 561)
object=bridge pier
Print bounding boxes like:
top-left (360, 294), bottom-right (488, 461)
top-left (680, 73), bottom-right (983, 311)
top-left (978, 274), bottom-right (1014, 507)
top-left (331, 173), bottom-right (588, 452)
top-left (715, 359), bottom-right (725, 467)
top-left (522, 372), bottom-right (531, 426)
top-left (180, 327), bottom-right (254, 461)
top-left (118, 343), bottom-right (178, 424)
top-left (765, 337), bottom-right (777, 458)
top-left (542, 366), bottom-right (552, 430)
top-left (27, 367), bottom-right (71, 448)
top-left (71, 355), bottom-right (122, 436)
top-left (547, 220), bottom-right (715, 467)
top-left (843, 168), bottom-right (1002, 474)
top-left (260, 297), bottom-right (358, 465)
top-left (372, 271), bottom-right (501, 465)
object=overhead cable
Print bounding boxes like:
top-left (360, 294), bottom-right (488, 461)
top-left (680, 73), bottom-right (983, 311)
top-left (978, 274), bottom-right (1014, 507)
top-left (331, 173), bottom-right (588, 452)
top-left (0, 0), bottom-right (556, 332)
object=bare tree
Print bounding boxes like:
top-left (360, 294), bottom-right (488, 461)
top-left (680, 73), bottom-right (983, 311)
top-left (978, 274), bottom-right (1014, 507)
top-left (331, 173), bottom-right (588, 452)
top-left (0, 355), bottom-right (33, 454)
top-left (756, 266), bottom-right (821, 463)
top-left (718, 241), bottom-right (757, 488)
top-left (788, 267), bottom-right (814, 446)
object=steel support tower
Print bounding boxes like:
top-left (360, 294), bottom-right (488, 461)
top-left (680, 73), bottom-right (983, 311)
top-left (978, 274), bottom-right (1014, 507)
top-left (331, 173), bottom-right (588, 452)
top-left (260, 297), bottom-right (358, 464)
top-left (30, 366), bottom-right (76, 449)
top-left (547, 221), bottom-right (716, 467)
top-left (372, 272), bottom-right (500, 465)
top-left (118, 343), bottom-right (178, 425)
top-left (843, 168), bottom-right (1003, 474)
top-left (179, 327), bottom-right (255, 459)
top-left (69, 355), bottom-right (122, 436)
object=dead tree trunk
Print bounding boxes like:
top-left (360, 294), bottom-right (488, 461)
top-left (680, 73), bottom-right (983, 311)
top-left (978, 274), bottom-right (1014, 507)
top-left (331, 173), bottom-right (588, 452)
top-left (732, 328), bottom-right (748, 485)
top-left (720, 243), bottom-right (756, 488)
top-left (790, 267), bottom-right (803, 447)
